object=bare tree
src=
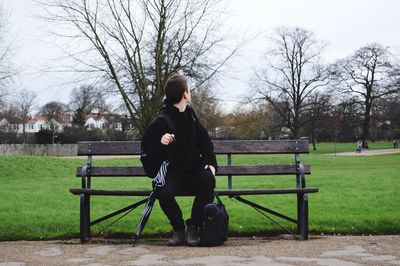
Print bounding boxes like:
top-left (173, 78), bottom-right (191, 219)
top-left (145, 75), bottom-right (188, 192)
top-left (302, 92), bottom-right (332, 150)
top-left (69, 84), bottom-right (106, 115)
top-left (255, 101), bottom-right (284, 139)
top-left (0, 102), bottom-right (21, 143)
top-left (335, 98), bottom-right (363, 142)
top-left (369, 96), bottom-right (399, 140)
top-left (0, 4), bottom-right (16, 101)
top-left (332, 43), bottom-right (400, 144)
top-left (385, 92), bottom-right (400, 134)
top-left (13, 89), bottom-right (37, 143)
top-left (253, 27), bottom-right (330, 138)
top-left (40, 101), bottom-right (68, 130)
top-left (41, 0), bottom-right (239, 136)
top-left (190, 86), bottom-right (221, 136)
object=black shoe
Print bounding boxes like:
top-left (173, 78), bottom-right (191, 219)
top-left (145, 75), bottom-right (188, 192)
top-left (168, 231), bottom-right (185, 246)
top-left (186, 225), bottom-right (200, 246)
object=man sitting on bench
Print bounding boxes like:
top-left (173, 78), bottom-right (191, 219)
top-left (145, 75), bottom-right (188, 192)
top-left (142, 74), bottom-right (218, 246)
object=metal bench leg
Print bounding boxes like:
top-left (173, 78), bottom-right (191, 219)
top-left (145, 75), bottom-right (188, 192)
top-left (297, 193), bottom-right (309, 240)
top-left (87, 195), bottom-right (91, 239)
top-left (297, 194), bottom-right (303, 235)
top-left (80, 194), bottom-right (90, 243)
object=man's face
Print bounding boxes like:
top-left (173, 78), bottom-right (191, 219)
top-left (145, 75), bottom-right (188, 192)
top-left (184, 89), bottom-right (191, 104)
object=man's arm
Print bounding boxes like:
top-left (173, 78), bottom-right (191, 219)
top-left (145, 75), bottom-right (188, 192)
top-left (146, 118), bottom-right (172, 162)
top-left (192, 111), bottom-right (218, 174)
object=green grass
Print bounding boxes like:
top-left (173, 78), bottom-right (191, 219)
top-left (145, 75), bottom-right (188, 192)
top-left (0, 142), bottom-right (399, 240)
top-left (309, 141), bottom-right (394, 154)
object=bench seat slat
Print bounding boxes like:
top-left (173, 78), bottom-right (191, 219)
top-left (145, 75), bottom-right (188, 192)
top-left (77, 140), bottom-right (309, 155)
top-left (76, 165), bottom-right (311, 177)
top-left (70, 188), bottom-right (319, 196)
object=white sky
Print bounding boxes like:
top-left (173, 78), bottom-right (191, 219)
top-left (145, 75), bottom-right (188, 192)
top-left (3, 0), bottom-right (400, 113)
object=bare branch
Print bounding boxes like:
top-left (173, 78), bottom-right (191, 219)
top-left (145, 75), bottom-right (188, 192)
top-left (253, 27), bottom-right (329, 138)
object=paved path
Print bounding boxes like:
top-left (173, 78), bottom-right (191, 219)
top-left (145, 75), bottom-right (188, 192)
top-left (1, 235), bottom-right (399, 265)
top-left (326, 149), bottom-right (400, 156)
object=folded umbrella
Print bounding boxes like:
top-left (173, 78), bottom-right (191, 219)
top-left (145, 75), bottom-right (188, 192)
top-left (133, 160), bottom-right (168, 245)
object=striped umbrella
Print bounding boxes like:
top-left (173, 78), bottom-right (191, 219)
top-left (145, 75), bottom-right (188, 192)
top-left (133, 160), bottom-right (168, 245)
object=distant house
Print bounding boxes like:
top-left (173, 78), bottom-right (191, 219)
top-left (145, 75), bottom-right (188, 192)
top-left (84, 117), bottom-right (98, 130)
top-left (0, 118), bottom-right (11, 132)
top-left (0, 112), bottom-right (125, 134)
top-left (23, 115), bottom-right (70, 133)
top-left (0, 118), bottom-right (22, 133)
top-left (84, 113), bottom-right (122, 131)
top-left (25, 115), bottom-right (48, 133)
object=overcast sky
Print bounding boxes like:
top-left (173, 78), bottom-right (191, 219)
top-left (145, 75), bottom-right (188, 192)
top-left (3, 0), bottom-right (400, 113)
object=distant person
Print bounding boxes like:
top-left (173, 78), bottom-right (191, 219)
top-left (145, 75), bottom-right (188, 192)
top-left (394, 140), bottom-right (399, 149)
top-left (356, 140), bottom-right (362, 153)
top-left (363, 139), bottom-right (369, 150)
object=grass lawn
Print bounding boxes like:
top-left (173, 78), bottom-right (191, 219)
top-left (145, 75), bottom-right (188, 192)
top-left (309, 141), bottom-right (394, 154)
top-left (0, 142), bottom-right (399, 240)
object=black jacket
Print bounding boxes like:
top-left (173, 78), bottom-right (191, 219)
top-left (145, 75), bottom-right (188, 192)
top-left (144, 104), bottom-right (217, 179)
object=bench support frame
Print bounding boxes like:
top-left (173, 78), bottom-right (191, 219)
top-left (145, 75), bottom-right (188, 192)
top-left (295, 153), bottom-right (309, 240)
top-left (224, 151), bottom-right (309, 240)
top-left (79, 153), bottom-right (92, 243)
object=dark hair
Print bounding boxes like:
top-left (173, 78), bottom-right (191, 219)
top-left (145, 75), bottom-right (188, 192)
top-left (164, 74), bottom-right (188, 105)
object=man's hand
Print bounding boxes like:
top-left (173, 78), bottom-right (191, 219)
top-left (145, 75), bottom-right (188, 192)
top-left (161, 133), bottom-right (175, 145)
top-left (204, 165), bottom-right (216, 176)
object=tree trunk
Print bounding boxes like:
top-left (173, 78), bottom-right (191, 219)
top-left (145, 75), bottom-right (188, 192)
top-left (311, 122), bottom-right (317, 151)
top-left (292, 112), bottom-right (300, 139)
top-left (362, 101), bottom-right (372, 145)
top-left (292, 127), bottom-right (299, 139)
top-left (23, 123), bottom-right (26, 144)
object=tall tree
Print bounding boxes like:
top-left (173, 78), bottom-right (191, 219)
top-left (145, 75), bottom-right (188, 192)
top-left (372, 93), bottom-right (400, 139)
top-left (334, 98), bottom-right (363, 142)
top-left (332, 43), bottom-right (400, 144)
top-left (73, 107), bottom-right (86, 126)
top-left (41, 0), bottom-right (239, 136)
top-left (190, 86), bottom-right (221, 136)
top-left (69, 85), bottom-right (106, 115)
top-left (40, 101), bottom-right (68, 131)
top-left (0, 4), bottom-right (16, 101)
top-left (386, 93), bottom-right (400, 134)
top-left (13, 89), bottom-right (37, 143)
top-left (302, 92), bottom-right (332, 150)
top-left (254, 27), bottom-right (330, 138)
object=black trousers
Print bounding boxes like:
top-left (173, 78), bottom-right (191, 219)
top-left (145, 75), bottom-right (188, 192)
top-left (156, 169), bottom-right (215, 231)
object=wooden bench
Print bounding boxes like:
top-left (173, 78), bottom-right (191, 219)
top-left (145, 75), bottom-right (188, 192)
top-left (70, 139), bottom-right (318, 242)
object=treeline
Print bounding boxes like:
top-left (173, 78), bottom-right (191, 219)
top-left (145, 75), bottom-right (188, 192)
top-left (1, 74), bottom-right (399, 145)
top-left (192, 90), bottom-right (400, 145)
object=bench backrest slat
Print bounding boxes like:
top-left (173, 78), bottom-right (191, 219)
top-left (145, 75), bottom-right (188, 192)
top-left (76, 165), bottom-right (311, 177)
top-left (77, 140), bottom-right (309, 155)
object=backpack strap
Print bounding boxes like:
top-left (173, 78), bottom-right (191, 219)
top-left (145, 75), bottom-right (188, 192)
top-left (214, 191), bottom-right (223, 206)
top-left (158, 111), bottom-right (175, 133)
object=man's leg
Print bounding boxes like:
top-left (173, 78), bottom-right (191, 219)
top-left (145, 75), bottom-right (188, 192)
top-left (183, 169), bottom-right (215, 246)
top-left (185, 169), bottom-right (215, 226)
top-left (157, 178), bottom-right (185, 245)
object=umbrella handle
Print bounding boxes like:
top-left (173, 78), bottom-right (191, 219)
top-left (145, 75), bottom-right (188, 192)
top-left (131, 236), bottom-right (138, 247)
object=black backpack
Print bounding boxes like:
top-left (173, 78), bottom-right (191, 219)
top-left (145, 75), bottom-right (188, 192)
top-left (199, 192), bottom-right (229, 246)
top-left (140, 111), bottom-right (175, 178)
